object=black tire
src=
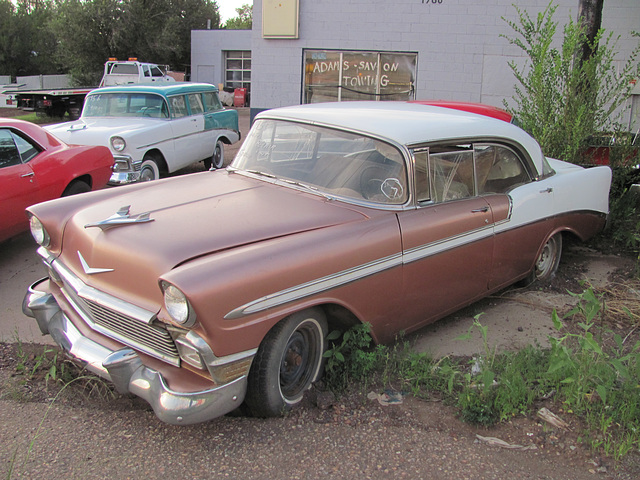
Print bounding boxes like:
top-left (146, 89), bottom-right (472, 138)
top-left (205, 140), bottom-right (225, 170)
top-left (523, 233), bottom-right (563, 285)
top-left (62, 180), bottom-right (90, 197)
top-left (245, 308), bottom-right (328, 417)
top-left (139, 157), bottom-right (161, 182)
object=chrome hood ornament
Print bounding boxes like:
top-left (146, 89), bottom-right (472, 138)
top-left (85, 205), bottom-right (154, 230)
top-left (78, 251), bottom-right (114, 275)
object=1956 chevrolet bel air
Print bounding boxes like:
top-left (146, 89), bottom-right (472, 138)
top-left (23, 102), bottom-right (611, 424)
top-left (45, 83), bottom-right (240, 185)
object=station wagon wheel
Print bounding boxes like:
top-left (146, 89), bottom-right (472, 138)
top-left (525, 233), bottom-right (563, 284)
top-left (205, 140), bottom-right (225, 170)
top-left (139, 156), bottom-right (161, 182)
top-left (245, 308), bottom-right (327, 417)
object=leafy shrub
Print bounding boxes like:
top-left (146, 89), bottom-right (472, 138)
top-left (502, 2), bottom-right (640, 165)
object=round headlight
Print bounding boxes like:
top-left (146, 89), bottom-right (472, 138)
top-left (110, 136), bottom-right (126, 152)
top-left (163, 282), bottom-right (193, 325)
top-left (29, 215), bottom-right (50, 247)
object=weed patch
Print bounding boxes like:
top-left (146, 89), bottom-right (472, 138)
top-left (322, 286), bottom-right (640, 460)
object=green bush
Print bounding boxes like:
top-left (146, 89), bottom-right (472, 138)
top-left (502, 2), bottom-right (640, 165)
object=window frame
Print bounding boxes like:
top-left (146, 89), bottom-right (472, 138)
top-left (411, 141), bottom-right (532, 206)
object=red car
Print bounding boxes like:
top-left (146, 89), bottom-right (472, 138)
top-left (409, 100), bottom-right (515, 123)
top-left (0, 118), bottom-right (114, 242)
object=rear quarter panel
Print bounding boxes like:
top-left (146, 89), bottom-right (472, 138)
top-left (547, 159), bottom-right (611, 218)
top-left (31, 145), bottom-right (114, 199)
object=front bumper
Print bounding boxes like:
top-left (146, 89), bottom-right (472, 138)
top-left (109, 155), bottom-right (141, 185)
top-left (109, 171), bottom-right (141, 185)
top-left (23, 278), bottom-right (247, 425)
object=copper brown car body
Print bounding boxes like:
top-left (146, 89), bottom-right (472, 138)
top-left (23, 102), bottom-right (611, 424)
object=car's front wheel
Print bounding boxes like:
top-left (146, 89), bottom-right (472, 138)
top-left (139, 157), bottom-right (161, 182)
top-left (205, 140), bottom-right (225, 170)
top-left (245, 308), bottom-right (327, 417)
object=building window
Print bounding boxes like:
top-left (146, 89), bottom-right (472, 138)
top-left (303, 50), bottom-right (417, 104)
top-left (225, 51), bottom-right (251, 93)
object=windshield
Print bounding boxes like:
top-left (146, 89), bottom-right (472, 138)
top-left (232, 119), bottom-right (408, 205)
top-left (82, 93), bottom-right (169, 118)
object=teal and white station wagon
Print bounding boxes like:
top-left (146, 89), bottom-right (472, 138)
top-left (46, 83), bottom-right (240, 184)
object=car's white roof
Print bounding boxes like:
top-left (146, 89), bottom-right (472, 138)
top-left (257, 102), bottom-right (546, 175)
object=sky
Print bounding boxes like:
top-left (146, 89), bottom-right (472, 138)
top-left (218, 0), bottom-right (249, 23)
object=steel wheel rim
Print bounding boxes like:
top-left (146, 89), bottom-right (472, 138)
top-left (279, 321), bottom-right (321, 400)
top-left (535, 237), bottom-right (558, 278)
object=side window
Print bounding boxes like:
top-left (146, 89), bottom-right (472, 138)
top-left (413, 150), bottom-right (430, 202)
top-left (12, 132), bottom-right (40, 163)
top-left (188, 93), bottom-right (204, 115)
top-left (150, 66), bottom-right (165, 77)
top-left (143, 65), bottom-right (151, 78)
top-left (429, 147), bottom-right (475, 202)
top-left (476, 144), bottom-right (530, 194)
top-left (203, 91), bottom-right (222, 112)
top-left (0, 129), bottom-right (22, 168)
top-left (169, 95), bottom-right (188, 118)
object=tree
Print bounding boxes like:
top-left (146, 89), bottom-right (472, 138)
top-left (49, 0), bottom-right (221, 85)
top-left (49, 0), bottom-right (125, 85)
top-left (0, 0), bottom-right (59, 78)
top-left (578, 0), bottom-right (604, 63)
top-left (224, 4), bottom-right (252, 30)
top-left (116, 0), bottom-right (222, 70)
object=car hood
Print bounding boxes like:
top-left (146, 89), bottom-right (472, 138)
top-left (45, 117), bottom-right (163, 146)
top-left (50, 171), bottom-right (368, 308)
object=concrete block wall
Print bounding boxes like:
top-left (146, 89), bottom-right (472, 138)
top-left (191, 29), bottom-right (251, 86)
top-left (249, 0), bottom-right (638, 116)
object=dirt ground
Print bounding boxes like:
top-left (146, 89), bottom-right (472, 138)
top-left (2, 107), bottom-right (640, 478)
top-left (2, 242), bottom-right (640, 479)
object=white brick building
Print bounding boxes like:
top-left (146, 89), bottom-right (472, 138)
top-left (191, 0), bottom-right (640, 127)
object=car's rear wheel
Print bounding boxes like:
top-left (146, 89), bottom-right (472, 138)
top-left (245, 308), bottom-right (327, 417)
top-left (205, 140), bottom-right (225, 170)
top-left (62, 180), bottom-right (90, 196)
top-left (525, 233), bottom-right (563, 284)
top-left (139, 157), bottom-right (161, 182)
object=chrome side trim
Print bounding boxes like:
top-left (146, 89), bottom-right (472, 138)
top-left (224, 253), bottom-right (404, 319)
top-left (402, 224), bottom-right (494, 265)
top-left (225, 220), bottom-right (500, 319)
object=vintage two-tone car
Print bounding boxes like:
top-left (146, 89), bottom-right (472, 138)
top-left (44, 83), bottom-right (240, 185)
top-left (0, 118), bottom-right (113, 243)
top-left (23, 102), bottom-right (611, 425)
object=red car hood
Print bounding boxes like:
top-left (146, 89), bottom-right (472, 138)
top-left (48, 171), bottom-right (368, 308)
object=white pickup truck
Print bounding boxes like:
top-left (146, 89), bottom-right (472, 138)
top-left (12, 58), bottom-right (176, 119)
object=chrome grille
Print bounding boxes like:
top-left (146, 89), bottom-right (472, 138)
top-left (52, 257), bottom-right (180, 366)
top-left (82, 298), bottom-right (179, 361)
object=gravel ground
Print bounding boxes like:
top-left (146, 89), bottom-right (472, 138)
top-left (1, 338), bottom-right (639, 480)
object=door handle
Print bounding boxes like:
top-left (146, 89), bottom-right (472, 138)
top-left (540, 187), bottom-right (553, 193)
top-left (21, 172), bottom-right (34, 178)
top-left (471, 206), bottom-right (489, 213)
